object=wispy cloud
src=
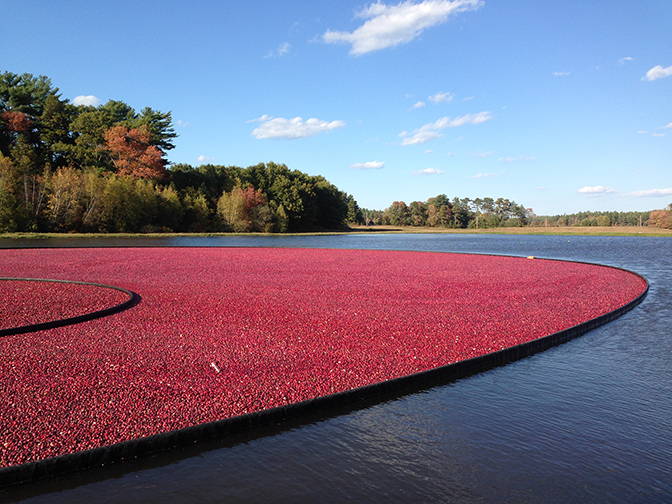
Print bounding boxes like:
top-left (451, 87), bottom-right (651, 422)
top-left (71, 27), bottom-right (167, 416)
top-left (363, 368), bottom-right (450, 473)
top-left (553, 71), bottom-right (571, 76)
top-left (467, 151), bottom-right (494, 158)
top-left (618, 56), bottom-right (633, 64)
top-left (577, 186), bottom-right (618, 195)
top-left (322, 0), bottom-right (484, 56)
top-left (265, 42), bottom-right (291, 58)
top-left (469, 171), bottom-right (499, 179)
top-left (72, 95), bottom-right (101, 106)
top-left (423, 149), bottom-right (433, 154)
top-left (399, 130), bottom-right (442, 145)
top-left (350, 160), bottom-right (385, 170)
top-left (176, 120), bottom-right (189, 127)
top-left (463, 96), bottom-right (474, 101)
top-left (428, 91), bottom-right (453, 104)
top-left (498, 155), bottom-right (535, 162)
top-left (197, 155), bottom-right (215, 163)
top-left (412, 167), bottom-right (444, 175)
top-left (652, 132), bottom-right (666, 137)
top-left (642, 65), bottom-right (672, 81)
top-left (412, 101), bottom-right (426, 108)
top-left (399, 111), bottom-right (493, 145)
top-left (662, 122), bottom-right (672, 129)
top-left (249, 115), bottom-right (345, 139)
top-left (637, 130), bottom-right (648, 134)
top-left (624, 188), bottom-right (672, 197)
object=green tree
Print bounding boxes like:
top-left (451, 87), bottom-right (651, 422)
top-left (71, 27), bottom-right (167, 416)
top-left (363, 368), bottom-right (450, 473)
top-left (130, 107), bottom-right (177, 153)
top-left (346, 194), bottom-right (364, 224)
top-left (409, 201), bottom-right (427, 226)
top-left (181, 189), bottom-right (211, 232)
top-left (596, 215), bottom-right (611, 226)
top-left (312, 176), bottom-right (349, 229)
top-left (156, 185), bottom-right (184, 232)
top-left (386, 201), bottom-right (410, 226)
top-left (451, 198), bottom-right (471, 228)
top-left (47, 166), bottom-right (83, 230)
top-left (0, 72), bottom-right (59, 117)
top-left (39, 95), bottom-right (76, 167)
top-left (0, 154), bottom-right (20, 232)
top-left (99, 176), bottom-right (158, 232)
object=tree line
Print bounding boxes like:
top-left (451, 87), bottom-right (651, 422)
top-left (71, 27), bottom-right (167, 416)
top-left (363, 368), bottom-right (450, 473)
top-left (0, 71), bottom-right (355, 233)
top-left (362, 198), bottom-right (672, 230)
top-left (361, 196), bottom-right (531, 229)
top-left (527, 208), bottom-right (671, 228)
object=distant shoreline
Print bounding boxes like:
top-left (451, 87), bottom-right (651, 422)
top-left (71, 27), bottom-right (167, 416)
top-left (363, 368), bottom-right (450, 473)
top-left (347, 225), bottom-right (672, 237)
top-left (1, 225), bottom-right (671, 241)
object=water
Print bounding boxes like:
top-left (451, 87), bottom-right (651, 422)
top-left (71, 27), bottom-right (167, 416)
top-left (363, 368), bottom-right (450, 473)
top-left (2, 234), bottom-right (671, 503)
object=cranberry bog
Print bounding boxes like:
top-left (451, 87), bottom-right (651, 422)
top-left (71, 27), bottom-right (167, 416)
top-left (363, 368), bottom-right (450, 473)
top-left (0, 247), bottom-right (647, 484)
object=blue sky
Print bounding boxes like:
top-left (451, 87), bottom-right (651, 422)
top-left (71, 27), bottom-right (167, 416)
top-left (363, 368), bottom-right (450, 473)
top-left (1, 0), bottom-right (670, 214)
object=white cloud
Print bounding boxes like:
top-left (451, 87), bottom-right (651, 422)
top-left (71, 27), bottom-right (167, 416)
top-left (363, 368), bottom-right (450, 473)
top-left (72, 95), bottom-right (101, 106)
top-left (265, 42), bottom-right (291, 58)
top-left (399, 130), bottom-right (443, 145)
top-left (250, 115), bottom-right (346, 139)
top-left (428, 91), bottom-right (453, 104)
top-left (423, 149), bottom-right (433, 154)
top-left (663, 122), bottom-right (672, 129)
top-left (176, 120), bottom-right (189, 127)
top-left (322, 0), bottom-right (484, 56)
top-left (469, 172), bottom-right (497, 179)
top-left (618, 56), bottom-right (633, 64)
top-left (412, 167), bottom-right (444, 175)
top-left (553, 71), bottom-right (571, 76)
top-left (468, 151), bottom-right (494, 158)
top-left (624, 188), bottom-right (672, 197)
top-left (350, 160), bottom-right (385, 169)
top-left (637, 130), bottom-right (648, 134)
top-left (642, 65), bottom-right (672, 81)
top-left (413, 101), bottom-right (426, 108)
top-left (577, 186), bottom-right (618, 195)
top-left (463, 96), bottom-right (474, 101)
top-left (652, 132), bottom-right (666, 137)
top-left (498, 155), bottom-right (535, 162)
top-left (399, 111), bottom-right (493, 145)
top-left (197, 155), bottom-right (215, 163)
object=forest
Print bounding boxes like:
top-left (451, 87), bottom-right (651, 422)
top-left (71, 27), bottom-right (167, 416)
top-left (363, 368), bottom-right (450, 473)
top-left (0, 71), bottom-right (356, 233)
top-left (2, 70), bottom-right (669, 234)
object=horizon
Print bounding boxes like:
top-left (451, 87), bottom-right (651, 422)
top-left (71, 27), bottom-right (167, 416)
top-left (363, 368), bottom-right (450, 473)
top-left (1, 0), bottom-right (670, 215)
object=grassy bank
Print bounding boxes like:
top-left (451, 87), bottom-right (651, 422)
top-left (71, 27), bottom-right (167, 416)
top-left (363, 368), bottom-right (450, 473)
top-left (1, 226), bottom-right (671, 240)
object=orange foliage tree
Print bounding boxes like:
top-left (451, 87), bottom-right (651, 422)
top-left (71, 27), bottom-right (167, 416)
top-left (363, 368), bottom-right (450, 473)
top-left (217, 184), bottom-right (273, 232)
top-left (102, 125), bottom-right (165, 179)
top-left (1, 110), bottom-right (33, 133)
top-left (650, 208), bottom-right (672, 229)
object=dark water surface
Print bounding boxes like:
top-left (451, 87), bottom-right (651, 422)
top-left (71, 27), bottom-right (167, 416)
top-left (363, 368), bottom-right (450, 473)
top-left (2, 234), bottom-right (671, 503)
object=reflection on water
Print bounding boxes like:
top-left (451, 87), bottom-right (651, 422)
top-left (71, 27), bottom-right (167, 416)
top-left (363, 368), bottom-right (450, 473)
top-left (2, 234), bottom-right (671, 503)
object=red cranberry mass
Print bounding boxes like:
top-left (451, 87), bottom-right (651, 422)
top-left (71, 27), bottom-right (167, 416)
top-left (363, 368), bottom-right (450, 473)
top-left (0, 248), bottom-right (647, 467)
